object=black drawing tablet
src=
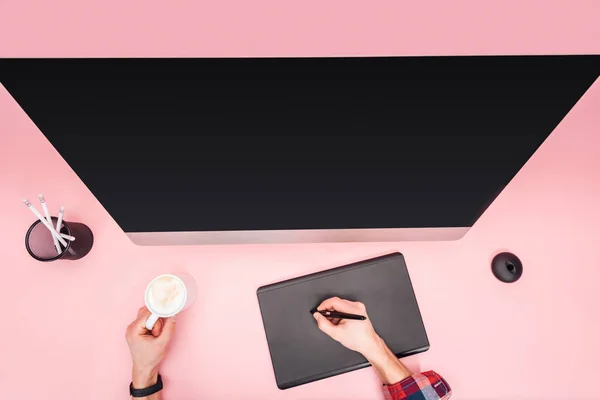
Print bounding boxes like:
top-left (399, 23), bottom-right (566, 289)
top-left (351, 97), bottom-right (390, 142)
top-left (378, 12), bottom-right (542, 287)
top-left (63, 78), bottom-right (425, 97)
top-left (257, 253), bottom-right (429, 389)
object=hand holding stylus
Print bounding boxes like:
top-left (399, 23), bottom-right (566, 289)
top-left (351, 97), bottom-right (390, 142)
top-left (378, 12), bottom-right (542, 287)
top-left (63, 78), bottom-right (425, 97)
top-left (313, 297), bottom-right (379, 356)
top-left (313, 297), bottom-right (413, 385)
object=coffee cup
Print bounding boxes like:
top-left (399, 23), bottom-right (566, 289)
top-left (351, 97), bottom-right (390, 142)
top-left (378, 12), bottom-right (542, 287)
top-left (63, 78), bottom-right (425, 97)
top-left (144, 273), bottom-right (197, 330)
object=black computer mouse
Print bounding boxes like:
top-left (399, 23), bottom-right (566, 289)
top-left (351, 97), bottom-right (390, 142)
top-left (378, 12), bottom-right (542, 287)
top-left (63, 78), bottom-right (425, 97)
top-left (491, 252), bottom-right (523, 283)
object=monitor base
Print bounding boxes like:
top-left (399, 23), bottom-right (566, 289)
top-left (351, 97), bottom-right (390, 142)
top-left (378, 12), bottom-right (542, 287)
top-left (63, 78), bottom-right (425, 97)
top-left (127, 227), bottom-right (469, 246)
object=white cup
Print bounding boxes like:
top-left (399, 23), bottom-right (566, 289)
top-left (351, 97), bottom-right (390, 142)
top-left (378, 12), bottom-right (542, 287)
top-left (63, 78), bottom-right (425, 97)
top-left (144, 273), bottom-right (197, 330)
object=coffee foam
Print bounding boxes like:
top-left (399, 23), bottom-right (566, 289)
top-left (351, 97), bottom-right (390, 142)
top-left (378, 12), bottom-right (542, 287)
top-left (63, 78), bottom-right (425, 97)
top-left (146, 276), bottom-right (186, 316)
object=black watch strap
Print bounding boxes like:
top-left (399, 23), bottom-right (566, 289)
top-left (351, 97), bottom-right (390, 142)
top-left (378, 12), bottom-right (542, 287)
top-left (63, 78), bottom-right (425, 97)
top-left (130, 374), bottom-right (163, 397)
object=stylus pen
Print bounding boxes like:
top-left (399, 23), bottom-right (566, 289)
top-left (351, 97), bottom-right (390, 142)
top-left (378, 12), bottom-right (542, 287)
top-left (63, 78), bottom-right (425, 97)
top-left (318, 310), bottom-right (366, 321)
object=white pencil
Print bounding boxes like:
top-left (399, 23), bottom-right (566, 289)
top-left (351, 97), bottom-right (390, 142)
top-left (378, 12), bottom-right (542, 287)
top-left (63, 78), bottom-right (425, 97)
top-left (39, 194), bottom-right (61, 254)
top-left (23, 198), bottom-right (68, 248)
top-left (56, 206), bottom-right (65, 240)
top-left (60, 233), bottom-right (76, 241)
top-left (56, 206), bottom-right (76, 256)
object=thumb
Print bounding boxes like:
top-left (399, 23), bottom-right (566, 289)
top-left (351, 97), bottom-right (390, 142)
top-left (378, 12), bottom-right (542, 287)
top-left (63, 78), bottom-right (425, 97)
top-left (157, 316), bottom-right (177, 343)
top-left (132, 307), bottom-right (153, 335)
top-left (151, 317), bottom-right (164, 337)
top-left (313, 312), bottom-right (335, 336)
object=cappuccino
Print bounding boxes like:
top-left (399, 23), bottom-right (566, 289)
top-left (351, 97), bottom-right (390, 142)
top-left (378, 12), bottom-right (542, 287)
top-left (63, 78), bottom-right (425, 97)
top-left (146, 275), bottom-right (186, 316)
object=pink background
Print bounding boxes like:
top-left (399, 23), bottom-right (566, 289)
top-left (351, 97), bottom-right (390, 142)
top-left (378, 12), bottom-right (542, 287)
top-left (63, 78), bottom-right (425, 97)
top-left (1, 1), bottom-right (600, 58)
top-left (1, 1), bottom-right (600, 399)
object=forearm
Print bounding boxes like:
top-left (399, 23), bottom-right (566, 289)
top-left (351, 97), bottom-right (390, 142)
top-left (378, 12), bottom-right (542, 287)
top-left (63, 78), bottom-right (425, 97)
top-left (131, 367), bottom-right (162, 400)
top-left (362, 335), bottom-right (412, 385)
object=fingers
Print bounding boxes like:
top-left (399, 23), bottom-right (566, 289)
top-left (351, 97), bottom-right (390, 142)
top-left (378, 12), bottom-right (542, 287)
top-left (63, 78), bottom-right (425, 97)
top-left (313, 312), bottom-right (335, 336)
top-left (136, 306), bottom-right (148, 319)
top-left (151, 317), bottom-right (164, 337)
top-left (127, 306), bottom-right (178, 341)
top-left (130, 306), bottom-right (152, 335)
top-left (157, 316), bottom-right (176, 344)
top-left (317, 297), bottom-right (366, 315)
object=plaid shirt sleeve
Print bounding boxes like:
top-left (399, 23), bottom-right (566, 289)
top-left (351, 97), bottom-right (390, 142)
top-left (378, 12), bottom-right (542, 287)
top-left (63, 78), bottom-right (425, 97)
top-left (383, 370), bottom-right (452, 400)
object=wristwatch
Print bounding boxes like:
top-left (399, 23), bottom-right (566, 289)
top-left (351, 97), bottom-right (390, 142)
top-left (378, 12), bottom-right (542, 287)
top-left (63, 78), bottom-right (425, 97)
top-left (130, 374), bottom-right (163, 397)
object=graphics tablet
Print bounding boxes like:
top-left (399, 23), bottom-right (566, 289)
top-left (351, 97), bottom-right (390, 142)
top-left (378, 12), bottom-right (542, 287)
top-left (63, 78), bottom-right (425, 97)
top-left (257, 253), bottom-right (429, 389)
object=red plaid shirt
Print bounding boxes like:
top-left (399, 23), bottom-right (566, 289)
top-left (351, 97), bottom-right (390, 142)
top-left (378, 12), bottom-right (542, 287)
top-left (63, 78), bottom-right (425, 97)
top-left (383, 370), bottom-right (452, 400)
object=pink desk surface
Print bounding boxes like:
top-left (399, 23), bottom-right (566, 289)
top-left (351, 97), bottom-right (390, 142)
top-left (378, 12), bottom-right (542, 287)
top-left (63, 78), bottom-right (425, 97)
top-left (1, 1), bottom-right (599, 57)
top-left (1, 77), bottom-right (600, 399)
top-left (1, 2), bottom-right (599, 396)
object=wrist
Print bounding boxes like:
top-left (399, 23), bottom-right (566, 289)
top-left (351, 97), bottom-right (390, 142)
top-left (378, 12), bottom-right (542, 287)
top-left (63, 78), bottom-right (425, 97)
top-left (359, 333), bottom-right (387, 362)
top-left (361, 335), bottom-right (413, 384)
top-left (132, 366), bottom-right (159, 389)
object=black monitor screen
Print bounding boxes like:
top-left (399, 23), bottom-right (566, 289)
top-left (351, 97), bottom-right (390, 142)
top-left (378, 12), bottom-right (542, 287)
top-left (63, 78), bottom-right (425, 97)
top-left (1, 56), bottom-right (598, 232)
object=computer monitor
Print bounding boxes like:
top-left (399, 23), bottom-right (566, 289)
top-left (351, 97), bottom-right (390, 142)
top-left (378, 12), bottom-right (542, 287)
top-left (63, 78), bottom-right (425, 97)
top-left (1, 56), bottom-right (598, 244)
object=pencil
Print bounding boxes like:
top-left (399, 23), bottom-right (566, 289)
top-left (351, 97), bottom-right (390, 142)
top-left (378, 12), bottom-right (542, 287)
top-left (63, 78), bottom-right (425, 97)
top-left (39, 194), bottom-right (61, 254)
top-left (23, 198), bottom-right (68, 248)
